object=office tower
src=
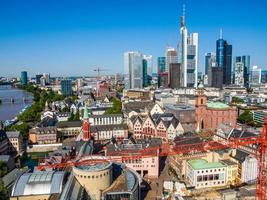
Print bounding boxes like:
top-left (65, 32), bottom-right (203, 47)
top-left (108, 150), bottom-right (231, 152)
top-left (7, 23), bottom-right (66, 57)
top-left (165, 47), bottom-right (178, 86)
top-left (165, 47), bottom-right (178, 72)
top-left (124, 52), bottom-right (143, 89)
top-left (261, 70), bottom-right (267, 83)
top-left (205, 53), bottom-right (216, 86)
top-left (235, 55), bottom-right (250, 87)
top-left (36, 74), bottom-right (43, 84)
top-left (169, 63), bottom-right (180, 89)
top-left (250, 66), bottom-right (262, 85)
top-left (234, 62), bottom-right (244, 86)
top-left (157, 57), bottom-right (166, 73)
top-left (216, 31), bottom-right (232, 85)
top-left (142, 59), bottom-right (148, 87)
top-left (43, 73), bottom-right (50, 85)
top-left (187, 33), bottom-right (198, 87)
top-left (179, 8), bottom-right (198, 88)
top-left (61, 79), bottom-right (72, 96)
top-left (143, 55), bottom-right (153, 77)
top-left (157, 57), bottom-right (168, 88)
top-left (211, 67), bottom-right (223, 88)
top-left (20, 71), bottom-right (28, 85)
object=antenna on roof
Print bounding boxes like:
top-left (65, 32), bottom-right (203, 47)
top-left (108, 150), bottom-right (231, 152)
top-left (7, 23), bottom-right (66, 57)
top-left (220, 28), bottom-right (223, 39)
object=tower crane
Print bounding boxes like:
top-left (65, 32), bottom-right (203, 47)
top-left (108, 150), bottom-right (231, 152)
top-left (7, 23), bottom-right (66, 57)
top-left (38, 119), bottom-right (267, 200)
top-left (93, 67), bottom-right (109, 97)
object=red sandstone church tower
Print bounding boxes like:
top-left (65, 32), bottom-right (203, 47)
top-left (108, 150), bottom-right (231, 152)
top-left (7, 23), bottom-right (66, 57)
top-left (195, 84), bottom-right (207, 131)
top-left (82, 105), bottom-right (91, 141)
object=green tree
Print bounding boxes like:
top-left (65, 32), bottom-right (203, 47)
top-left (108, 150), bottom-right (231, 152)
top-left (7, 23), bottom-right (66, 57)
top-left (238, 110), bottom-right (253, 124)
top-left (105, 97), bottom-right (122, 114)
top-left (0, 162), bottom-right (7, 178)
top-left (6, 122), bottom-right (30, 139)
top-left (231, 97), bottom-right (245, 104)
top-left (0, 179), bottom-right (7, 200)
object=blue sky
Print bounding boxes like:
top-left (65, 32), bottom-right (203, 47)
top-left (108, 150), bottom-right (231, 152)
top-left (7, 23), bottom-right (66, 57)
top-left (0, 0), bottom-right (267, 77)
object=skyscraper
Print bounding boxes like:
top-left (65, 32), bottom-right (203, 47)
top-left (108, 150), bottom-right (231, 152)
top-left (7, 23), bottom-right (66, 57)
top-left (216, 31), bottom-right (232, 85)
top-left (36, 74), bottom-right (43, 85)
top-left (235, 55), bottom-right (250, 87)
top-left (234, 62), bottom-right (244, 86)
top-left (143, 55), bottom-right (153, 77)
top-left (180, 7), bottom-right (198, 88)
top-left (157, 57), bottom-right (166, 73)
top-left (61, 79), bottom-right (72, 96)
top-left (165, 47), bottom-right (178, 86)
top-left (157, 57), bottom-right (168, 88)
top-left (211, 67), bottom-right (223, 88)
top-left (250, 66), bottom-right (262, 85)
top-left (124, 52), bottom-right (143, 89)
top-left (142, 59), bottom-right (148, 87)
top-left (169, 63), bottom-right (181, 89)
top-left (205, 53), bottom-right (216, 86)
top-left (20, 71), bottom-right (28, 85)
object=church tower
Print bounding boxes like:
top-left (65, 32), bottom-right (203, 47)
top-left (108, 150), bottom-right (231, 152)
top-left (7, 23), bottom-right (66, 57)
top-left (82, 105), bottom-right (91, 141)
top-left (195, 82), bottom-right (207, 131)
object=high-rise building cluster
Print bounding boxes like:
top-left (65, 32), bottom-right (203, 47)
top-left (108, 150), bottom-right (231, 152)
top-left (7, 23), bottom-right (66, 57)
top-left (124, 51), bottom-right (153, 89)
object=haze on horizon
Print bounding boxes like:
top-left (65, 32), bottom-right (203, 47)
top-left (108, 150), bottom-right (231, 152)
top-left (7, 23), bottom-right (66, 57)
top-left (0, 0), bottom-right (267, 77)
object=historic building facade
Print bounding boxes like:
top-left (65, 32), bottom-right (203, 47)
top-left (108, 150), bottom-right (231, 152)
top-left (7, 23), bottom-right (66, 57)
top-left (195, 88), bottom-right (237, 131)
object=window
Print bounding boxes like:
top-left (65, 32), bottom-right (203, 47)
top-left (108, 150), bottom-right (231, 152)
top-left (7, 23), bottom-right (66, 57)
top-left (203, 175), bottom-right (208, 181)
top-left (197, 176), bottom-right (202, 182)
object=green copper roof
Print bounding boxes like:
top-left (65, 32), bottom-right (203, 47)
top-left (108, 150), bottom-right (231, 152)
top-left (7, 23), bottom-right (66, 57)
top-left (206, 102), bottom-right (229, 109)
top-left (188, 159), bottom-right (226, 170)
top-left (83, 105), bottom-right (89, 119)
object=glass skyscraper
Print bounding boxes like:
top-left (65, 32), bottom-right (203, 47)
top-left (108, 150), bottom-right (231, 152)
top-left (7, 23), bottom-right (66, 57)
top-left (61, 79), bottom-right (72, 96)
top-left (216, 37), bottom-right (232, 85)
top-left (142, 59), bottom-right (148, 87)
top-left (235, 55), bottom-right (250, 87)
top-left (157, 57), bottom-right (166, 73)
top-left (20, 71), bottom-right (28, 85)
top-left (124, 52), bottom-right (143, 89)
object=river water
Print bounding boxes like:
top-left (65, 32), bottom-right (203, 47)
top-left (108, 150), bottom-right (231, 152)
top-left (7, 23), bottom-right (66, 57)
top-left (0, 85), bottom-right (33, 121)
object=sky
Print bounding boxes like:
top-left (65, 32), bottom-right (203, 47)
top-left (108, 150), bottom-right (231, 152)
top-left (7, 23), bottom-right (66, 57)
top-left (0, 0), bottom-right (267, 77)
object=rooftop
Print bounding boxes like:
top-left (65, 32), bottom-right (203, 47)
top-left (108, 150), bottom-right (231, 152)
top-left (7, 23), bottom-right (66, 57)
top-left (12, 171), bottom-right (65, 197)
top-left (206, 102), bottom-right (230, 109)
top-left (76, 161), bottom-right (112, 172)
top-left (188, 159), bottom-right (226, 170)
top-left (6, 131), bottom-right (20, 138)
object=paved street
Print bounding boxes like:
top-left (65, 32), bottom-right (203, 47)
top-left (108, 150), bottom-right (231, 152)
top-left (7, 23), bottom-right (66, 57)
top-left (143, 157), bottom-right (174, 199)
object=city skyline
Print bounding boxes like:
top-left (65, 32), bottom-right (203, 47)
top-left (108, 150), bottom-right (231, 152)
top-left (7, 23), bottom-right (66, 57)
top-left (1, 0), bottom-right (267, 77)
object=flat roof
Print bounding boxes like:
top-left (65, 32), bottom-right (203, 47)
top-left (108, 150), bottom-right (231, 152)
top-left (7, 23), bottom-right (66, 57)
top-left (76, 162), bottom-right (112, 172)
top-left (188, 159), bottom-right (226, 170)
top-left (207, 102), bottom-right (230, 109)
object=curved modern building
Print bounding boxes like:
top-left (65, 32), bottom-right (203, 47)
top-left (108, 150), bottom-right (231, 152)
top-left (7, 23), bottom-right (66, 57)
top-left (73, 158), bottom-right (113, 200)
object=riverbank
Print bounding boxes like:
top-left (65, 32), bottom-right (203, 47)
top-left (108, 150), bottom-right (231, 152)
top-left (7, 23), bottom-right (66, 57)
top-left (0, 85), bottom-right (33, 122)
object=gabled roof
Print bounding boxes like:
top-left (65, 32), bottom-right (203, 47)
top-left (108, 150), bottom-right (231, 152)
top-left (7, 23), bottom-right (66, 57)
top-left (232, 149), bottom-right (250, 163)
top-left (123, 101), bottom-right (154, 114)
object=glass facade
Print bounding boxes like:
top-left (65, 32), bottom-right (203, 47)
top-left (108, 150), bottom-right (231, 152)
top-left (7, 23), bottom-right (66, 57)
top-left (157, 57), bottom-right (166, 73)
top-left (61, 79), bottom-right (72, 96)
top-left (142, 59), bottom-right (148, 87)
top-left (20, 71), bottom-right (28, 85)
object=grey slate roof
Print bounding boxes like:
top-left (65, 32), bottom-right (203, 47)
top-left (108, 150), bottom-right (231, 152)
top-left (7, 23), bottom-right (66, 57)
top-left (56, 121), bottom-right (82, 128)
top-left (6, 131), bottom-right (20, 138)
top-left (0, 155), bottom-right (11, 162)
top-left (90, 124), bottom-right (128, 132)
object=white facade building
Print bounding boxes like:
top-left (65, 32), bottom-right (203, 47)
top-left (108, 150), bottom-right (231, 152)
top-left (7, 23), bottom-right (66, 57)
top-left (89, 114), bottom-right (123, 125)
top-left (180, 13), bottom-right (198, 88)
top-left (186, 159), bottom-right (227, 189)
top-left (124, 52), bottom-right (143, 89)
top-left (250, 65), bottom-right (262, 84)
top-left (234, 62), bottom-right (244, 86)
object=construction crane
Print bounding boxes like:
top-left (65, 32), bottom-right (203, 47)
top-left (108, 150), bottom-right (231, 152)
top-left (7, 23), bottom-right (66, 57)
top-left (93, 67), bottom-right (109, 97)
top-left (38, 119), bottom-right (267, 200)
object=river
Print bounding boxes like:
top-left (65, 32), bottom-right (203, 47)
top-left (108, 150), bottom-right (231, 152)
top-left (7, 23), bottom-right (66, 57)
top-left (0, 85), bottom-right (33, 121)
